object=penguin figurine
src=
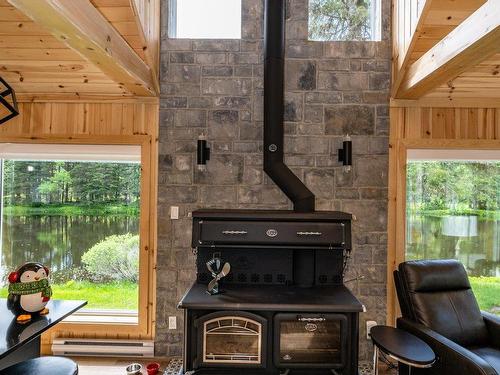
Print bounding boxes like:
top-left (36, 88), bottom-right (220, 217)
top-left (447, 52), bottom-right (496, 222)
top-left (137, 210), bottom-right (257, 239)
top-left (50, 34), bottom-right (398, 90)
top-left (7, 262), bottom-right (52, 323)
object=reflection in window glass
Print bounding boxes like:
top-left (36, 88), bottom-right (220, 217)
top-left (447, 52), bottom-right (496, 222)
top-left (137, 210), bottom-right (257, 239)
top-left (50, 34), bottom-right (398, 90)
top-left (406, 161), bottom-right (500, 315)
top-left (0, 160), bottom-right (140, 313)
top-left (169, 0), bottom-right (242, 39)
top-left (308, 0), bottom-right (381, 41)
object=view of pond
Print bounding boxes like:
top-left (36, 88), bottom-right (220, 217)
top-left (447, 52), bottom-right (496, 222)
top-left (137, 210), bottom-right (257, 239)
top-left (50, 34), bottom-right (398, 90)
top-left (0, 215), bottom-right (139, 284)
top-left (0, 159), bottom-right (142, 311)
top-left (407, 214), bottom-right (500, 277)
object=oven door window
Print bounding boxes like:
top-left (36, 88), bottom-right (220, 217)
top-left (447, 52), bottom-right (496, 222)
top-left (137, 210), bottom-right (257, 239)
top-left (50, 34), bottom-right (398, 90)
top-left (203, 316), bottom-right (262, 365)
top-left (275, 314), bottom-right (347, 368)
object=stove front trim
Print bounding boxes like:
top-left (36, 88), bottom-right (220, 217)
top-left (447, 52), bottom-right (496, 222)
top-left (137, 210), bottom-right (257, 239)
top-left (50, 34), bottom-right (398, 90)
top-left (183, 307), bottom-right (360, 375)
top-left (194, 311), bottom-right (268, 369)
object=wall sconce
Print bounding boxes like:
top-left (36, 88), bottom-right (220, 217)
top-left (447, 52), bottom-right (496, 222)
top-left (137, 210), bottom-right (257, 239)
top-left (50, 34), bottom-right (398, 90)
top-left (338, 135), bottom-right (352, 173)
top-left (197, 138), bottom-right (211, 171)
top-left (0, 76), bottom-right (19, 125)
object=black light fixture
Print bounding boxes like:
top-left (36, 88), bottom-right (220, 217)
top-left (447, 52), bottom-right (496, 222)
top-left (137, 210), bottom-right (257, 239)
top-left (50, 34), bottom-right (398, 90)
top-left (338, 135), bottom-right (353, 173)
top-left (197, 138), bottom-right (211, 171)
top-left (0, 76), bottom-right (19, 125)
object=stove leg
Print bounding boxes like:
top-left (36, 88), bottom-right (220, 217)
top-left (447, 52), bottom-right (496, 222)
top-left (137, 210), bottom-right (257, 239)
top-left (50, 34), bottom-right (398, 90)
top-left (279, 370), bottom-right (290, 375)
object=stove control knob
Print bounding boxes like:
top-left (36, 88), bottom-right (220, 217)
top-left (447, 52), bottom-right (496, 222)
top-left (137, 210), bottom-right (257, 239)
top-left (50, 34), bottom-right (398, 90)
top-left (283, 354), bottom-right (292, 361)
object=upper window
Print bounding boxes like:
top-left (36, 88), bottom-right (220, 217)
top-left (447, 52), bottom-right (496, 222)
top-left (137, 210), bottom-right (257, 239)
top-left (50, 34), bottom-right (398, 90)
top-left (169, 0), bottom-right (242, 39)
top-left (308, 0), bottom-right (381, 41)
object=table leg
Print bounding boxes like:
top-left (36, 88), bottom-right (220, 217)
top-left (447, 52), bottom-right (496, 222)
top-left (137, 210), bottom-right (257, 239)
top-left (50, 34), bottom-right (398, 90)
top-left (373, 346), bottom-right (379, 375)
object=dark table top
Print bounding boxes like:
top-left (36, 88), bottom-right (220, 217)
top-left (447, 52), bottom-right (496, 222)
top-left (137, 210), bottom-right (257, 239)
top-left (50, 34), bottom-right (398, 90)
top-left (371, 325), bottom-right (435, 367)
top-left (179, 283), bottom-right (364, 312)
top-left (0, 299), bottom-right (87, 359)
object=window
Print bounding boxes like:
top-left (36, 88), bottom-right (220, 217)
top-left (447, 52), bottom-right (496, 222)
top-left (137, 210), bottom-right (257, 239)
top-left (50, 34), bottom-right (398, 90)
top-left (405, 149), bottom-right (500, 315)
top-left (308, 0), bottom-right (381, 41)
top-left (0, 144), bottom-right (142, 322)
top-left (169, 0), bottom-right (242, 39)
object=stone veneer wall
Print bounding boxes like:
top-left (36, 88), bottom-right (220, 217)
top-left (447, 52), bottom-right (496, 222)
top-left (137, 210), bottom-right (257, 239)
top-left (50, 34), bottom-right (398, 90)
top-left (156, 0), bottom-right (391, 361)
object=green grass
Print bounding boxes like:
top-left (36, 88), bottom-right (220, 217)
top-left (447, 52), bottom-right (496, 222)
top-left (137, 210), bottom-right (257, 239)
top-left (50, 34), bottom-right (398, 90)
top-left (0, 281), bottom-right (138, 311)
top-left (470, 277), bottom-right (500, 315)
top-left (3, 203), bottom-right (139, 216)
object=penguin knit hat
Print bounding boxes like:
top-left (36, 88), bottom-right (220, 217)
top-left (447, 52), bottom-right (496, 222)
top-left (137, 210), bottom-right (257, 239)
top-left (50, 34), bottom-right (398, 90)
top-left (8, 278), bottom-right (52, 298)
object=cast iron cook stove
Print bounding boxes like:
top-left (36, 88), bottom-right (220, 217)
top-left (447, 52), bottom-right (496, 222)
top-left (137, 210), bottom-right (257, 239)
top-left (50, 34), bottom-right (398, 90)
top-left (179, 210), bottom-right (363, 375)
top-left (178, 1), bottom-right (363, 374)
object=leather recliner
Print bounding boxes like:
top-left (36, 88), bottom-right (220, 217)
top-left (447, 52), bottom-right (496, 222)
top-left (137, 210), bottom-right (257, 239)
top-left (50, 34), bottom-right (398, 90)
top-left (394, 259), bottom-right (500, 375)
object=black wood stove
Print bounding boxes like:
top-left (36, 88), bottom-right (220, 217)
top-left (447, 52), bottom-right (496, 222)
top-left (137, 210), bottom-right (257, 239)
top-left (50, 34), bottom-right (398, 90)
top-left (179, 210), bottom-right (363, 375)
top-left (178, 1), bottom-right (363, 374)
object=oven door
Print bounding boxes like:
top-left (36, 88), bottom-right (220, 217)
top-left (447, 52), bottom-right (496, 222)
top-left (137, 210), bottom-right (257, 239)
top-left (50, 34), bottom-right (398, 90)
top-left (195, 311), bottom-right (267, 369)
top-left (274, 313), bottom-right (347, 369)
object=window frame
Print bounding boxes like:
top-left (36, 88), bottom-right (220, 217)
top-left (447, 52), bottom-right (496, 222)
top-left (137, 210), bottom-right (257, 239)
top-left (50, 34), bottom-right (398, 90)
top-left (387, 139), bottom-right (500, 326)
top-left (168, 0), bottom-right (243, 40)
top-left (0, 135), bottom-right (156, 340)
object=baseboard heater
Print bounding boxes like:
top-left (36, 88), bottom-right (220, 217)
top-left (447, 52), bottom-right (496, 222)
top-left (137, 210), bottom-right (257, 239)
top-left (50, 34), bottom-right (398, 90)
top-left (51, 338), bottom-right (155, 358)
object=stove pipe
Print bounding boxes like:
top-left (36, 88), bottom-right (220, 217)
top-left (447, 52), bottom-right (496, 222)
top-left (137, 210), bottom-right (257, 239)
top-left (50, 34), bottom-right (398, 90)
top-left (263, 0), bottom-right (316, 213)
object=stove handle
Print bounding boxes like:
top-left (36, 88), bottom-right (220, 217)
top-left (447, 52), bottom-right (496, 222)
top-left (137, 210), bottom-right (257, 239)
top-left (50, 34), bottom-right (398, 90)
top-left (296, 231), bottom-right (322, 236)
top-left (298, 317), bottom-right (326, 323)
top-left (221, 230), bottom-right (248, 235)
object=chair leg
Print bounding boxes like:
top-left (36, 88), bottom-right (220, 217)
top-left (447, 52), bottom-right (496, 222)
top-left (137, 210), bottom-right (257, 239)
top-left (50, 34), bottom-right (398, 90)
top-left (398, 363), bottom-right (410, 375)
top-left (373, 346), bottom-right (379, 375)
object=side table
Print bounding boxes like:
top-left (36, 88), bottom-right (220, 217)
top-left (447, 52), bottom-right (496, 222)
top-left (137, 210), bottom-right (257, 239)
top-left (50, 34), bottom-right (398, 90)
top-left (370, 325), bottom-right (435, 375)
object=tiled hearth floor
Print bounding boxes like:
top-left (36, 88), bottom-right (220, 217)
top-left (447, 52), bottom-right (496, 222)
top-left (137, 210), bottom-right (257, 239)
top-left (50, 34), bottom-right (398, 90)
top-left (74, 357), bottom-right (397, 375)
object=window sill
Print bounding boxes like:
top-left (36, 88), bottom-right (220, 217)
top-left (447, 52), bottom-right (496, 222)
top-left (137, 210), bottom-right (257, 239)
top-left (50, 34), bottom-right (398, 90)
top-left (63, 309), bottom-right (138, 325)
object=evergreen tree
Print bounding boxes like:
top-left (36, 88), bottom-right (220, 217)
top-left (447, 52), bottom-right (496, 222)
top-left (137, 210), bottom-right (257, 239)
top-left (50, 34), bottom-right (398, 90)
top-left (309, 0), bottom-right (372, 41)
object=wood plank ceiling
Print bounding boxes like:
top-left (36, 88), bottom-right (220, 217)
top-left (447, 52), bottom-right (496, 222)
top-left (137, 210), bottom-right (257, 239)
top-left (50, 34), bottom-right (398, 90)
top-left (0, 0), bottom-right (158, 98)
top-left (90, 0), bottom-right (146, 61)
top-left (419, 0), bottom-right (500, 101)
top-left (394, 0), bottom-right (500, 102)
top-left (409, 0), bottom-right (487, 62)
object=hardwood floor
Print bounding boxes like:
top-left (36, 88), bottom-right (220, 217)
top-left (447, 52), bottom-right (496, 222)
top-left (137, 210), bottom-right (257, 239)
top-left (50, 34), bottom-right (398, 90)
top-left (73, 357), bottom-right (397, 375)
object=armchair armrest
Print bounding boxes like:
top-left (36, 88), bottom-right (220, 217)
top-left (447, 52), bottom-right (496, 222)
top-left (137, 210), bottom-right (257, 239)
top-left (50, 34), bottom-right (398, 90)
top-left (482, 311), bottom-right (500, 348)
top-left (397, 318), bottom-right (498, 375)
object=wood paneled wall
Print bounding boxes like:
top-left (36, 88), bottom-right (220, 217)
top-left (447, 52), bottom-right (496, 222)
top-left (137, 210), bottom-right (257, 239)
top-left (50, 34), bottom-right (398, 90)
top-left (393, 0), bottom-right (426, 73)
top-left (0, 101), bottom-right (158, 137)
top-left (0, 100), bottom-right (159, 354)
top-left (131, 0), bottom-right (160, 76)
top-left (393, 107), bottom-right (500, 140)
top-left (387, 106), bottom-right (500, 324)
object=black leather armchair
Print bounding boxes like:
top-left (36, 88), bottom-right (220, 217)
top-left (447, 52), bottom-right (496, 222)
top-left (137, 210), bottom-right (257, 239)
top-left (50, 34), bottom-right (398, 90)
top-left (394, 259), bottom-right (500, 375)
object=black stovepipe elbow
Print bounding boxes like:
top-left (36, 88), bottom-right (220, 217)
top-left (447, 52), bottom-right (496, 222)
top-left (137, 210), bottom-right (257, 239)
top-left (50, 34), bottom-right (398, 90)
top-left (264, 161), bottom-right (315, 212)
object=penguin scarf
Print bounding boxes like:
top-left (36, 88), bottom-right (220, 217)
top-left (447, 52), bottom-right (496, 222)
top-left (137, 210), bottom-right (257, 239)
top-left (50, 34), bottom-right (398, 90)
top-left (8, 279), bottom-right (52, 298)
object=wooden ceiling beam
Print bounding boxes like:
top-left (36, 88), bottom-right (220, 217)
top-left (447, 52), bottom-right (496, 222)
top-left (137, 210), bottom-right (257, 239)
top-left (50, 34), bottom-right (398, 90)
top-left (7, 0), bottom-right (158, 97)
top-left (397, 0), bottom-right (500, 99)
